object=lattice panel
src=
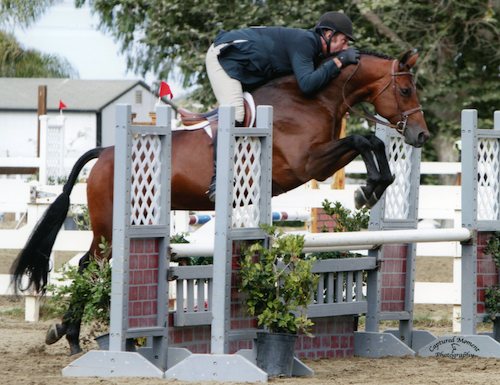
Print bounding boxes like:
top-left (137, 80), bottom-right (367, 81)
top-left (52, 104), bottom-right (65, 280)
top-left (477, 138), bottom-right (500, 221)
top-left (384, 136), bottom-right (413, 220)
top-left (232, 137), bottom-right (262, 228)
top-left (130, 134), bottom-right (162, 225)
top-left (46, 125), bottom-right (64, 182)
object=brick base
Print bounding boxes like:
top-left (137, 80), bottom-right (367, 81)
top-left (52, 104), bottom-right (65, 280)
top-left (168, 315), bottom-right (357, 358)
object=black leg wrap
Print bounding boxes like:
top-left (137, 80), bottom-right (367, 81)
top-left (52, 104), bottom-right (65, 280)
top-left (66, 322), bottom-right (83, 356)
top-left (207, 133), bottom-right (217, 202)
top-left (366, 191), bottom-right (380, 209)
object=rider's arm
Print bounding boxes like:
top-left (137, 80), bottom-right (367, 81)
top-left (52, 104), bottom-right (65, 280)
top-left (289, 36), bottom-right (341, 95)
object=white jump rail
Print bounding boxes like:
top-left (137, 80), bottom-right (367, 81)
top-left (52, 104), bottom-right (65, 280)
top-left (171, 228), bottom-right (472, 257)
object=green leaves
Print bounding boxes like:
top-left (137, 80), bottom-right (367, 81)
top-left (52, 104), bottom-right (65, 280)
top-left (45, 238), bottom-right (112, 326)
top-left (484, 232), bottom-right (500, 321)
top-left (239, 226), bottom-right (319, 334)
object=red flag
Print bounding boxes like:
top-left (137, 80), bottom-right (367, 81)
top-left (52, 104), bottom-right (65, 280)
top-left (158, 81), bottom-right (173, 99)
top-left (59, 99), bottom-right (67, 110)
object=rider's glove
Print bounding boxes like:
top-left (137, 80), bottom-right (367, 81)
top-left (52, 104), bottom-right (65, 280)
top-left (336, 47), bottom-right (360, 68)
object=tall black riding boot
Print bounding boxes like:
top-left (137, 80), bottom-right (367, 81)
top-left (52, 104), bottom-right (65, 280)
top-left (207, 133), bottom-right (217, 202)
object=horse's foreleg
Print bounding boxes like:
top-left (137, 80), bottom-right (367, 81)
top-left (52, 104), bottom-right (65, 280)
top-left (45, 251), bottom-right (90, 355)
top-left (363, 135), bottom-right (394, 207)
top-left (353, 134), bottom-right (395, 209)
top-left (305, 134), bottom-right (393, 209)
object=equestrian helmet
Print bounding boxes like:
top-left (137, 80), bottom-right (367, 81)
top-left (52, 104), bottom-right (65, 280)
top-left (316, 12), bottom-right (355, 41)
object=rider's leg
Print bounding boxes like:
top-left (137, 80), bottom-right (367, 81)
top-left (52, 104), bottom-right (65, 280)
top-left (205, 44), bottom-right (245, 201)
top-left (206, 43), bottom-right (245, 122)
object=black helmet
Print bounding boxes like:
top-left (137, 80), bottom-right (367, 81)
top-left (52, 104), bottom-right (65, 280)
top-left (316, 11), bottom-right (355, 41)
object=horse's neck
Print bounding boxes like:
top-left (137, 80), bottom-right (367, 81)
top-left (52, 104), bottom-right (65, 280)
top-left (332, 56), bottom-right (390, 109)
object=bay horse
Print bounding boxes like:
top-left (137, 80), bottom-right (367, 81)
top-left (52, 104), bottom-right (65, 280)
top-left (12, 49), bottom-right (429, 355)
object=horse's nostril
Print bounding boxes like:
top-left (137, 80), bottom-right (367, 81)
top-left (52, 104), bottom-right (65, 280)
top-left (419, 131), bottom-right (430, 145)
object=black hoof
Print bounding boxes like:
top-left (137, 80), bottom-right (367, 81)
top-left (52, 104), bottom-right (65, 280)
top-left (45, 323), bottom-right (66, 345)
top-left (69, 344), bottom-right (83, 356)
top-left (354, 187), bottom-right (368, 209)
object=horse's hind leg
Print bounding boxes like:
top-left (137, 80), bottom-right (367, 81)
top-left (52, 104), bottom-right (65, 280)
top-left (45, 251), bottom-right (91, 355)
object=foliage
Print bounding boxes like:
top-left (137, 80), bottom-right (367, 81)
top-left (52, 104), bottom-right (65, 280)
top-left (310, 199), bottom-right (369, 260)
top-left (484, 232), bottom-right (500, 320)
top-left (484, 286), bottom-right (500, 321)
top-left (322, 199), bottom-right (369, 232)
top-left (46, 237), bottom-right (112, 327)
top-left (170, 232), bottom-right (213, 265)
top-left (0, 0), bottom-right (57, 28)
top-left (239, 225), bottom-right (319, 335)
top-left (74, 0), bottom-right (500, 167)
top-left (0, 30), bottom-right (78, 77)
top-left (484, 232), bottom-right (500, 270)
top-left (69, 204), bottom-right (91, 231)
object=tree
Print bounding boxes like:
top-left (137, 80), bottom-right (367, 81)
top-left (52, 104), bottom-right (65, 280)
top-left (78, 1), bottom-right (500, 163)
top-left (0, 0), bottom-right (58, 29)
top-left (352, 0), bottom-right (500, 161)
top-left (0, 0), bottom-right (78, 77)
top-left (0, 31), bottom-right (77, 77)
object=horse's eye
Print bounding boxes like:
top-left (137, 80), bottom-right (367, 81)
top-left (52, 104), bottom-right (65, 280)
top-left (400, 87), bottom-right (412, 97)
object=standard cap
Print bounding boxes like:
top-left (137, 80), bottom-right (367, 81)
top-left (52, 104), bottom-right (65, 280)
top-left (316, 11), bottom-right (355, 41)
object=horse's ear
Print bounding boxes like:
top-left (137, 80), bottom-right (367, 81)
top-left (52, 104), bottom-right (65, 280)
top-left (398, 49), bottom-right (419, 71)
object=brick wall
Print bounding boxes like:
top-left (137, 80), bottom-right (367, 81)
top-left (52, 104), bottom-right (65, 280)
top-left (311, 208), bottom-right (337, 233)
top-left (476, 231), bottom-right (499, 315)
top-left (166, 240), bottom-right (356, 358)
top-left (380, 244), bottom-right (408, 312)
top-left (128, 238), bottom-right (160, 328)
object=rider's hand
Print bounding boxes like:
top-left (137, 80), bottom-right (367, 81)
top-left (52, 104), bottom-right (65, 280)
top-left (336, 47), bottom-right (360, 68)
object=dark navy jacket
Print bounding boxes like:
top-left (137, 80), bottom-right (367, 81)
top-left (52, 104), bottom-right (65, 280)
top-left (214, 27), bottom-right (340, 94)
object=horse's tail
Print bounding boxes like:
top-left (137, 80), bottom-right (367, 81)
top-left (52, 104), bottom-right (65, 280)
top-left (11, 147), bottom-right (106, 294)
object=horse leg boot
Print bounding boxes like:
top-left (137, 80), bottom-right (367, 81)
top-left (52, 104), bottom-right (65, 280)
top-left (207, 132), bottom-right (217, 202)
top-left (364, 135), bottom-right (395, 208)
top-left (45, 251), bottom-right (90, 354)
top-left (343, 135), bottom-right (385, 209)
top-left (45, 305), bottom-right (84, 355)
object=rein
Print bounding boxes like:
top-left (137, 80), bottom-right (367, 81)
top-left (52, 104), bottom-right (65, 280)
top-left (342, 59), bottom-right (422, 136)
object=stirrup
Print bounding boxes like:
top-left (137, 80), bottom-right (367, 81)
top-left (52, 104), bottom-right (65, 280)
top-left (207, 182), bottom-right (216, 202)
top-left (207, 175), bottom-right (216, 202)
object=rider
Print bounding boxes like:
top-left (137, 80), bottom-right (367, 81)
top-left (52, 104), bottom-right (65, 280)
top-left (205, 11), bottom-right (360, 201)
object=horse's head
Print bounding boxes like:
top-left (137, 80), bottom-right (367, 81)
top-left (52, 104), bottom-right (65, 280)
top-left (370, 50), bottom-right (429, 147)
top-left (345, 49), bottom-right (430, 148)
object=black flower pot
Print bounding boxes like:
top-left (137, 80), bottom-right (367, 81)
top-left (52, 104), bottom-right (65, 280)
top-left (255, 331), bottom-right (297, 377)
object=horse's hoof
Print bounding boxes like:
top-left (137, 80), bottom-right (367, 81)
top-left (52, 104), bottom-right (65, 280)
top-left (69, 344), bottom-right (83, 356)
top-left (366, 192), bottom-right (380, 209)
top-left (45, 323), bottom-right (66, 345)
top-left (354, 187), bottom-right (368, 209)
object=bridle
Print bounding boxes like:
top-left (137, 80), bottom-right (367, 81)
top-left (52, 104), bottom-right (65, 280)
top-left (342, 58), bottom-right (422, 137)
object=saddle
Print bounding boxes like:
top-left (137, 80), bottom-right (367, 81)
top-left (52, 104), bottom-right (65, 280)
top-left (177, 92), bottom-right (256, 137)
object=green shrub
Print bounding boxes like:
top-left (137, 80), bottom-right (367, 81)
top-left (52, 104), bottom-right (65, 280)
top-left (240, 225), bottom-right (319, 335)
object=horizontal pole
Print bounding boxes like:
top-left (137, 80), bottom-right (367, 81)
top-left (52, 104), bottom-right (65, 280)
top-left (302, 228), bottom-right (472, 248)
top-left (171, 228), bottom-right (472, 257)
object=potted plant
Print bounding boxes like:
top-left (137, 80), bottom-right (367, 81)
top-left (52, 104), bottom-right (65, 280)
top-left (239, 225), bottom-right (319, 377)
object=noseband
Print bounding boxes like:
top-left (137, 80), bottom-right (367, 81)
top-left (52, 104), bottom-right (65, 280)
top-left (342, 59), bottom-right (422, 137)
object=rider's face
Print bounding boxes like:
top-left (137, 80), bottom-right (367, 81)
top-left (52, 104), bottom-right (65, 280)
top-left (329, 33), bottom-right (349, 53)
top-left (321, 31), bottom-right (349, 55)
